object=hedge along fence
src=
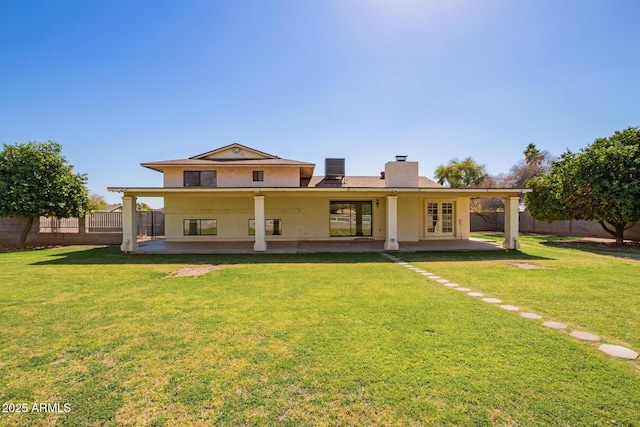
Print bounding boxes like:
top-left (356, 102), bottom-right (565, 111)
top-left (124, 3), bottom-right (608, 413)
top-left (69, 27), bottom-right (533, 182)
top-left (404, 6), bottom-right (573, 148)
top-left (0, 211), bottom-right (164, 247)
top-left (471, 211), bottom-right (640, 241)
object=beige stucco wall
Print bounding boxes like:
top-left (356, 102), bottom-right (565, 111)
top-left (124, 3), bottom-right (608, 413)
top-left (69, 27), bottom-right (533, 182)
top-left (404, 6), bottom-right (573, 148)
top-left (397, 196), bottom-right (420, 241)
top-left (163, 167), bottom-right (300, 188)
top-left (162, 192), bottom-right (472, 243)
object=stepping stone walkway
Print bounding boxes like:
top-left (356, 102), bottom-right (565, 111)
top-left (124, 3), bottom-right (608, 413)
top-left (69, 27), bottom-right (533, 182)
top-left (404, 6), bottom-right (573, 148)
top-left (381, 252), bottom-right (640, 363)
top-left (599, 344), bottom-right (639, 360)
top-left (542, 321), bottom-right (567, 330)
top-left (520, 312), bottom-right (542, 320)
top-left (570, 331), bottom-right (600, 341)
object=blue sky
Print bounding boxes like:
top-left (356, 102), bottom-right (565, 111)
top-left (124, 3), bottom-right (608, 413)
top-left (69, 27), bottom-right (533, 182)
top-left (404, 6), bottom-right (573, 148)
top-left (1, 0), bottom-right (639, 208)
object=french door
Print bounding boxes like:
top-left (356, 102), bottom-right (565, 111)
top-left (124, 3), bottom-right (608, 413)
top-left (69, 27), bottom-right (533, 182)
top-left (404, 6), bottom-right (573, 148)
top-left (425, 201), bottom-right (454, 236)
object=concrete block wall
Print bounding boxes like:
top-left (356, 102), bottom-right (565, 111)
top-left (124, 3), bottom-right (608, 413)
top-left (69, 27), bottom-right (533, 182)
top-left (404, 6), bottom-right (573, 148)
top-left (471, 211), bottom-right (640, 241)
top-left (0, 217), bottom-right (122, 247)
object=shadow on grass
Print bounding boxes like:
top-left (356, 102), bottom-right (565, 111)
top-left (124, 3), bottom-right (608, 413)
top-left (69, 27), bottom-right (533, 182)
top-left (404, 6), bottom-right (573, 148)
top-left (30, 246), bottom-right (390, 266)
top-left (542, 239), bottom-right (640, 262)
top-left (28, 245), bottom-right (551, 266)
top-left (398, 250), bottom-right (551, 263)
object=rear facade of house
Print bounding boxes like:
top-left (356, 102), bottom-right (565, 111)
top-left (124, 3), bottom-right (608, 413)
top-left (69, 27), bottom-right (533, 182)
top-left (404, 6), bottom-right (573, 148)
top-left (109, 143), bottom-right (524, 252)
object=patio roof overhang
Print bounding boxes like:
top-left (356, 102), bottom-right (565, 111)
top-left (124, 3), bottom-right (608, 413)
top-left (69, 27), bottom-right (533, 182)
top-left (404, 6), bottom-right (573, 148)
top-left (107, 186), bottom-right (531, 198)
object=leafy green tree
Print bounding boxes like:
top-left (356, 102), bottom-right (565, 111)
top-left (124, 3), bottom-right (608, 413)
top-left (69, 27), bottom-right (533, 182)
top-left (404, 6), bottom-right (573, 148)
top-left (434, 157), bottom-right (488, 188)
top-left (90, 192), bottom-right (110, 211)
top-left (136, 202), bottom-right (153, 211)
top-left (0, 141), bottom-right (91, 248)
top-left (526, 127), bottom-right (640, 244)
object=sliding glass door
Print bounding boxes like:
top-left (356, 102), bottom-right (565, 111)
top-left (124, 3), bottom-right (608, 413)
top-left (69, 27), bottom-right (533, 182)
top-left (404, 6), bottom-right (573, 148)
top-left (330, 201), bottom-right (372, 237)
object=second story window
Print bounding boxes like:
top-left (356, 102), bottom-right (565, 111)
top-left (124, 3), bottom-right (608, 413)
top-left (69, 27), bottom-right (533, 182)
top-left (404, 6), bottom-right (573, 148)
top-left (253, 171), bottom-right (264, 182)
top-left (184, 171), bottom-right (217, 187)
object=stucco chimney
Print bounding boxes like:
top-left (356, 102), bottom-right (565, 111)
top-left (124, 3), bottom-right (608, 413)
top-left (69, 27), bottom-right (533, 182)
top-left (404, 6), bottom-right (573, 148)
top-left (385, 156), bottom-right (418, 187)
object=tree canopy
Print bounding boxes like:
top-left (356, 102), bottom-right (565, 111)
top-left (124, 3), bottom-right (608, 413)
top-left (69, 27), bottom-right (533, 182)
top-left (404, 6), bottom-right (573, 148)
top-left (525, 127), bottom-right (640, 244)
top-left (0, 141), bottom-right (92, 248)
top-left (136, 202), bottom-right (153, 211)
top-left (434, 157), bottom-right (488, 188)
top-left (90, 193), bottom-right (110, 211)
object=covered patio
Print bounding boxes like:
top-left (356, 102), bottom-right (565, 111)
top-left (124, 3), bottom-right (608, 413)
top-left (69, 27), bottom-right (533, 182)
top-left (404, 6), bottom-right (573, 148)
top-left (133, 237), bottom-right (505, 255)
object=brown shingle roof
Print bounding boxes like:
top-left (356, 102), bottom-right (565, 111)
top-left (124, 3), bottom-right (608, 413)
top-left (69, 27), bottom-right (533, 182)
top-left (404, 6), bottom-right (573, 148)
top-left (142, 158), bottom-right (315, 168)
top-left (305, 176), bottom-right (442, 188)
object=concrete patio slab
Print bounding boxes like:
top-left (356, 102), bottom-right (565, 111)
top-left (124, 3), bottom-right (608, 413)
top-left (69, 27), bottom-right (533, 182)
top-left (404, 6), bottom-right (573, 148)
top-left (133, 237), bottom-right (504, 255)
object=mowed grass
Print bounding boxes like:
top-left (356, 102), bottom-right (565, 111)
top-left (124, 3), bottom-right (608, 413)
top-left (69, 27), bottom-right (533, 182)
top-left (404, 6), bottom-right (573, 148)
top-left (402, 234), bottom-right (640, 352)
top-left (0, 243), bottom-right (638, 426)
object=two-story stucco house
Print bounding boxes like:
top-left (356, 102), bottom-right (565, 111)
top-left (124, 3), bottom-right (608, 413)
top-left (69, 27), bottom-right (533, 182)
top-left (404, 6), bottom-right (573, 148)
top-left (109, 143), bottom-right (526, 253)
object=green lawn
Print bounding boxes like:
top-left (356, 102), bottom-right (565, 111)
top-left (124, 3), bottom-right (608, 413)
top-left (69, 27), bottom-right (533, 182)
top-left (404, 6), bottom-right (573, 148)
top-left (402, 234), bottom-right (640, 352)
top-left (0, 239), bottom-right (639, 426)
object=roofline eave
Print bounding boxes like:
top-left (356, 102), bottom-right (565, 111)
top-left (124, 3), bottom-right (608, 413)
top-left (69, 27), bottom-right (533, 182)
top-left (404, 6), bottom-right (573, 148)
top-left (108, 186), bottom-right (530, 197)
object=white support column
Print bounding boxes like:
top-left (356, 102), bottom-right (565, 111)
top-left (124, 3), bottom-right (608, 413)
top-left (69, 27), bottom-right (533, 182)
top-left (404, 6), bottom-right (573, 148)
top-left (503, 196), bottom-right (521, 250)
top-left (253, 195), bottom-right (267, 252)
top-left (121, 196), bottom-right (138, 253)
top-left (384, 195), bottom-right (400, 251)
top-left (456, 197), bottom-right (470, 240)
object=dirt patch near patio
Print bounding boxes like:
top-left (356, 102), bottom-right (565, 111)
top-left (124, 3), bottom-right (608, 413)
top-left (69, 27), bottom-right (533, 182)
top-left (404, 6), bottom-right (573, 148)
top-left (165, 265), bottom-right (223, 278)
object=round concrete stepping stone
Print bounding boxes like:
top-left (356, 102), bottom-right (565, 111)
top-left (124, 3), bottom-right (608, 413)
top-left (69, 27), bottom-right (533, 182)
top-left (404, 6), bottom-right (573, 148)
top-left (520, 312), bottom-right (542, 319)
top-left (397, 262), bottom-right (409, 265)
top-left (542, 321), bottom-right (567, 330)
top-left (429, 276), bottom-right (441, 280)
top-left (599, 344), bottom-right (639, 360)
top-left (455, 287), bottom-right (472, 292)
top-left (436, 279), bottom-right (449, 283)
top-left (421, 272), bottom-right (433, 276)
top-left (500, 305), bottom-right (520, 311)
top-left (570, 331), bottom-right (600, 341)
top-left (467, 292), bottom-right (484, 297)
top-left (482, 298), bottom-right (502, 304)
top-left (444, 283), bottom-right (459, 288)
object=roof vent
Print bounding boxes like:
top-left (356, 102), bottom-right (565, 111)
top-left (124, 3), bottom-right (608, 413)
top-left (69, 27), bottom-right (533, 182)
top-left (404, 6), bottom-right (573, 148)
top-left (325, 158), bottom-right (345, 179)
top-left (395, 155), bottom-right (408, 162)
